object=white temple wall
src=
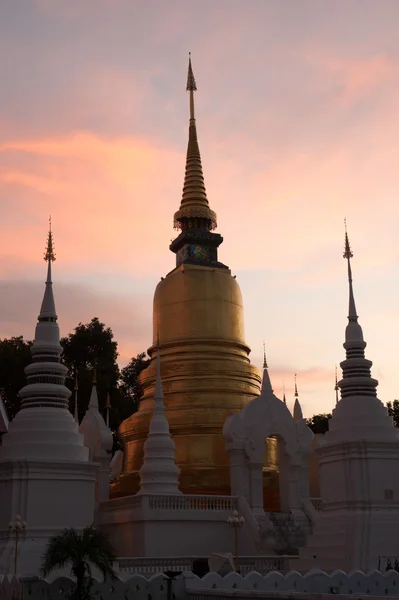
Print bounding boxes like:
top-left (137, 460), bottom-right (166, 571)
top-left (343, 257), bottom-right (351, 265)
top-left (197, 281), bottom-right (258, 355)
top-left (319, 442), bottom-right (399, 509)
top-left (0, 460), bottom-right (97, 575)
top-left (6, 569), bottom-right (399, 600)
top-left (99, 495), bottom-right (257, 558)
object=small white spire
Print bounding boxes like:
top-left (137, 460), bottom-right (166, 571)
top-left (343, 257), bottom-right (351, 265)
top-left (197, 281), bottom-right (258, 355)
top-left (138, 348), bottom-right (181, 495)
top-left (74, 371), bottom-right (79, 423)
top-left (293, 373), bottom-right (303, 420)
top-left (105, 391), bottom-right (111, 428)
top-left (260, 342), bottom-right (273, 395)
top-left (89, 367), bottom-right (99, 411)
top-left (19, 222), bottom-right (70, 411)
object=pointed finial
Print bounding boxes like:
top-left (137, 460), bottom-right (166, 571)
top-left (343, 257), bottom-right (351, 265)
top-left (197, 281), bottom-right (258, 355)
top-left (92, 362), bottom-right (97, 386)
top-left (343, 219), bottom-right (358, 323)
top-left (105, 391), bottom-right (111, 409)
top-left (44, 215), bottom-right (56, 262)
top-left (294, 373), bottom-right (298, 398)
top-left (343, 218), bottom-right (353, 260)
top-left (262, 341), bottom-right (268, 369)
top-left (74, 370), bottom-right (78, 392)
top-left (186, 52), bottom-right (197, 92)
top-left (283, 381), bottom-right (287, 405)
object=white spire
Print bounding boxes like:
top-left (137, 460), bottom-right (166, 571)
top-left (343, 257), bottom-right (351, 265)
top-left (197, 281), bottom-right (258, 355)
top-left (74, 372), bottom-right (79, 423)
top-left (340, 224), bottom-right (378, 400)
top-left (89, 367), bottom-right (99, 410)
top-left (1, 222), bottom-right (90, 464)
top-left (260, 341), bottom-right (273, 395)
top-left (18, 221), bottom-right (71, 411)
top-left (293, 373), bottom-right (303, 420)
top-left (327, 224), bottom-right (397, 443)
top-left (105, 391), bottom-right (111, 428)
top-left (138, 349), bottom-right (181, 495)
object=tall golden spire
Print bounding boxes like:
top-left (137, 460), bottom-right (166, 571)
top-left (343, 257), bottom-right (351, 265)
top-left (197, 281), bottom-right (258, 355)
top-left (173, 54), bottom-right (217, 231)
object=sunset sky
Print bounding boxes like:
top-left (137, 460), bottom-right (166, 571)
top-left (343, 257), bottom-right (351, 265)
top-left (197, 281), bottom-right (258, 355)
top-left (1, 0), bottom-right (399, 418)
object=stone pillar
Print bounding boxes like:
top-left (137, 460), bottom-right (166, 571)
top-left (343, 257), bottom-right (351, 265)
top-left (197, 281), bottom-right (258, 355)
top-left (249, 461), bottom-right (265, 517)
top-left (226, 443), bottom-right (250, 503)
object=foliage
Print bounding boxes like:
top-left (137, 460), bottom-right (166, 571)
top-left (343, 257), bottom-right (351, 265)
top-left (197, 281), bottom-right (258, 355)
top-left (306, 413), bottom-right (332, 435)
top-left (40, 525), bottom-right (117, 600)
top-left (61, 318), bottom-right (120, 422)
top-left (119, 352), bottom-right (150, 417)
top-left (0, 336), bottom-right (32, 419)
top-left (387, 400), bottom-right (399, 428)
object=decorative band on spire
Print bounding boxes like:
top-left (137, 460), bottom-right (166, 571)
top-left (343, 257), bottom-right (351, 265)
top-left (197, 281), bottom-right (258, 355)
top-left (44, 215), bottom-right (56, 263)
top-left (339, 225), bottom-right (378, 399)
top-left (262, 340), bottom-right (268, 369)
top-left (19, 224), bottom-right (70, 411)
top-left (186, 53), bottom-right (197, 92)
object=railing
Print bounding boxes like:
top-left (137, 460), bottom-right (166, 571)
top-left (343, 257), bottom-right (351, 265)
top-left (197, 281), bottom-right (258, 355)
top-left (116, 555), bottom-right (296, 576)
top-left (309, 497), bottom-right (322, 511)
top-left (148, 495), bottom-right (238, 511)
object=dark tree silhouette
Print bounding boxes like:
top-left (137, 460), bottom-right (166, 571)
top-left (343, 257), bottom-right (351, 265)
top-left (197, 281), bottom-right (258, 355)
top-left (306, 413), bottom-right (332, 435)
top-left (41, 526), bottom-right (116, 600)
top-left (61, 318), bottom-right (120, 422)
top-left (0, 336), bottom-right (33, 419)
top-left (387, 400), bottom-right (399, 428)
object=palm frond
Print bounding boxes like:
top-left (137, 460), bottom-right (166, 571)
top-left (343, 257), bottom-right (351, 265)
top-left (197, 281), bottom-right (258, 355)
top-left (40, 525), bottom-right (117, 582)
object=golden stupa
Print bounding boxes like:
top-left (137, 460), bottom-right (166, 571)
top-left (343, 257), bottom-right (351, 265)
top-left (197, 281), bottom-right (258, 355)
top-left (112, 57), bottom-right (279, 503)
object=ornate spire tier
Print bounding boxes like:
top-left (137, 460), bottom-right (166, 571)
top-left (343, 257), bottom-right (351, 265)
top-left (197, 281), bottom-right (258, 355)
top-left (0, 222), bottom-right (90, 463)
top-left (339, 225), bottom-right (378, 400)
top-left (170, 54), bottom-right (227, 269)
top-left (138, 349), bottom-right (181, 495)
top-left (18, 219), bottom-right (71, 412)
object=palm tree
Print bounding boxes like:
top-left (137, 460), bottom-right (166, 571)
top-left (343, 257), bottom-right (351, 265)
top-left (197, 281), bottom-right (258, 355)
top-left (40, 525), bottom-right (117, 600)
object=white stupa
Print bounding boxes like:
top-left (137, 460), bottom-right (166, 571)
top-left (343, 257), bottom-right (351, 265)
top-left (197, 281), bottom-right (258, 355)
top-left (0, 224), bottom-right (97, 576)
top-left (138, 348), bottom-right (181, 495)
top-left (80, 369), bottom-right (113, 504)
top-left (297, 226), bottom-right (399, 573)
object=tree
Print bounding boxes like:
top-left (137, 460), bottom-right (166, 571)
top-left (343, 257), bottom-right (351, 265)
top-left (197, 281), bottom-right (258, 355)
top-left (306, 413), bottom-right (332, 435)
top-left (119, 352), bottom-right (150, 418)
top-left (387, 400), bottom-right (399, 428)
top-left (40, 525), bottom-right (117, 600)
top-left (61, 318), bottom-right (120, 422)
top-left (0, 336), bottom-right (33, 419)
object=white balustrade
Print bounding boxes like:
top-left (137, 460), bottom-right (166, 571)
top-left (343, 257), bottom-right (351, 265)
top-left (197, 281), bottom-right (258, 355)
top-left (309, 497), bottom-right (323, 511)
top-left (147, 494), bottom-right (238, 511)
